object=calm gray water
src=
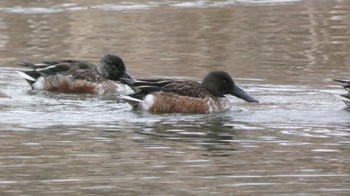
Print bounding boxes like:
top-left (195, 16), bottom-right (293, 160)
top-left (1, 0), bottom-right (350, 195)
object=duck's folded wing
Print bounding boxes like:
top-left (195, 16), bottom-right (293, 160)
top-left (42, 60), bottom-right (97, 70)
top-left (120, 78), bottom-right (209, 98)
top-left (160, 81), bottom-right (208, 98)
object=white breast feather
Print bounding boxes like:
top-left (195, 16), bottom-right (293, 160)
top-left (32, 76), bottom-right (45, 90)
top-left (207, 97), bottom-right (231, 113)
top-left (142, 94), bottom-right (155, 111)
top-left (116, 83), bottom-right (134, 95)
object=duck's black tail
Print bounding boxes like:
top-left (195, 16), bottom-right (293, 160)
top-left (119, 77), bottom-right (161, 97)
top-left (18, 61), bottom-right (73, 88)
top-left (333, 79), bottom-right (350, 92)
top-left (118, 78), bottom-right (163, 109)
top-left (333, 79), bottom-right (350, 108)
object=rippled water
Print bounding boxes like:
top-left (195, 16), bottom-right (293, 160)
top-left (1, 0), bottom-right (350, 195)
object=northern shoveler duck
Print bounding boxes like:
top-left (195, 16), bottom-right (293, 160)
top-left (333, 79), bottom-right (350, 107)
top-left (0, 90), bottom-right (10, 98)
top-left (120, 71), bottom-right (258, 114)
top-left (17, 54), bottom-right (133, 94)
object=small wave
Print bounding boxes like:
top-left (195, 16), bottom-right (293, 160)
top-left (91, 4), bottom-right (157, 11)
top-left (171, 0), bottom-right (301, 8)
top-left (0, 6), bottom-right (62, 14)
top-left (0, 0), bottom-right (303, 14)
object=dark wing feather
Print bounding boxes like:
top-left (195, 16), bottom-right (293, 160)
top-left (161, 81), bottom-right (208, 98)
top-left (20, 59), bottom-right (100, 81)
top-left (69, 68), bottom-right (104, 82)
top-left (121, 77), bottom-right (209, 98)
top-left (19, 61), bottom-right (47, 69)
top-left (19, 63), bottom-right (74, 80)
top-left (333, 79), bottom-right (350, 83)
top-left (136, 79), bottom-right (174, 87)
top-left (341, 94), bottom-right (350, 100)
top-left (334, 79), bottom-right (350, 92)
top-left (42, 60), bottom-right (97, 70)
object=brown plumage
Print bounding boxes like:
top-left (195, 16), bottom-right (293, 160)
top-left (149, 92), bottom-right (209, 114)
top-left (18, 54), bottom-right (132, 94)
top-left (40, 74), bottom-right (118, 94)
top-left (121, 71), bottom-right (258, 114)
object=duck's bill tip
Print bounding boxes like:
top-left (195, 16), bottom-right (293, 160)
top-left (231, 85), bottom-right (258, 103)
top-left (242, 96), bottom-right (259, 103)
top-left (251, 99), bottom-right (259, 103)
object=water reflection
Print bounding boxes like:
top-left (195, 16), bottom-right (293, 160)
top-left (136, 115), bottom-right (238, 151)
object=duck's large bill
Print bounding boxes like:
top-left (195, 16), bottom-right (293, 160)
top-left (231, 85), bottom-right (258, 103)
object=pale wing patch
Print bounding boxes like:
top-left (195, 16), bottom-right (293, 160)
top-left (17, 71), bottom-right (36, 81)
top-left (119, 95), bottom-right (143, 103)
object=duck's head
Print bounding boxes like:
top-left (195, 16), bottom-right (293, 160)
top-left (99, 54), bottom-right (132, 81)
top-left (201, 71), bottom-right (258, 103)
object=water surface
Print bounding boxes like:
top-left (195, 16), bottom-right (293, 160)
top-left (1, 0), bottom-right (350, 195)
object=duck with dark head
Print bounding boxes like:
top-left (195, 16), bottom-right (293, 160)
top-left (17, 54), bottom-right (132, 94)
top-left (120, 71), bottom-right (258, 114)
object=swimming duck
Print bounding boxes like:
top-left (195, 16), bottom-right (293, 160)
top-left (333, 79), bottom-right (350, 107)
top-left (17, 54), bottom-right (132, 94)
top-left (120, 71), bottom-right (258, 114)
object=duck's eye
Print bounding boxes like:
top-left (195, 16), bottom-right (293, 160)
top-left (222, 79), bottom-right (228, 83)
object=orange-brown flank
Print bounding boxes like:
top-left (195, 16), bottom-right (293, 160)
top-left (41, 75), bottom-right (118, 94)
top-left (148, 92), bottom-right (211, 114)
top-left (43, 76), bottom-right (98, 94)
